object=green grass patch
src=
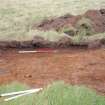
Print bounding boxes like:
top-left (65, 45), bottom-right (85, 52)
top-left (71, 32), bottom-right (105, 44)
top-left (33, 30), bottom-right (69, 42)
top-left (57, 26), bottom-right (76, 36)
top-left (76, 17), bottom-right (95, 36)
top-left (0, 81), bottom-right (105, 105)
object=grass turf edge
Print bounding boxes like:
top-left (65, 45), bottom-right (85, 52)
top-left (0, 81), bottom-right (105, 105)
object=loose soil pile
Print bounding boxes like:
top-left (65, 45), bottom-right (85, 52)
top-left (0, 9), bottom-right (105, 49)
top-left (0, 48), bottom-right (105, 94)
top-left (35, 9), bottom-right (105, 33)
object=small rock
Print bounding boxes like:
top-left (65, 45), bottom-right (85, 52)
top-left (24, 74), bottom-right (32, 78)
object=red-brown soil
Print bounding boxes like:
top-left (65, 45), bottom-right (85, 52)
top-left (0, 48), bottom-right (105, 94)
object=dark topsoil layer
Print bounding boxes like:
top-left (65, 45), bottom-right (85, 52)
top-left (1, 9), bottom-right (105, 49)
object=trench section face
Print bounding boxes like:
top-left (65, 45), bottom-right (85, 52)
top-left (0, 48), bottom-right (105, 94)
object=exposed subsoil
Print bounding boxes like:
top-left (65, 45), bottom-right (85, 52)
top-left (0, 48), bottom-right (105, 94)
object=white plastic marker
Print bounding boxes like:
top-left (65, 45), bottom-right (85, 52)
top-left (0, 88), bottom-right (42, 102)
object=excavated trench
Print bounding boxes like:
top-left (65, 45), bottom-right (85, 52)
top-left (1, 9), bottom-right (105, 94)
top-left (1, 48), bottom-right (105, 94)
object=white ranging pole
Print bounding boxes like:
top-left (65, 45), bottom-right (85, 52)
top-left (18, 51), bottom-right (38, 53)
top-left (0, 88), bottom-right (42, 102)
top-left (4, 90), bottom-right (40, 102)
top-left (18, 50), bottom-right (58, 54)
top-left (0, 88), bottom-right (42, 97)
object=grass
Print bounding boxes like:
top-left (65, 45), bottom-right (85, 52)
top-left (76, 17), bottom-right (95, 36)
top-left (71, 32), bottom-right (105, 45)
top-left (0, 0), bottom-right (105, 41)
top-left (32, 30), bottom-right (70, 42)
top-left (57, 25), bottom-right (76, 36)
top-left (0, 81), bottom-right (105, 105)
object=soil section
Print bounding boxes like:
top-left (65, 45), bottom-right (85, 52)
top-left (0, 48), bottom-right (105, 94)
